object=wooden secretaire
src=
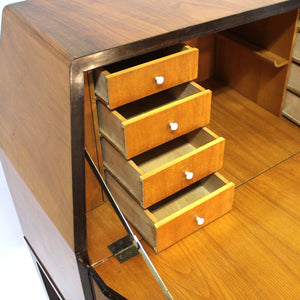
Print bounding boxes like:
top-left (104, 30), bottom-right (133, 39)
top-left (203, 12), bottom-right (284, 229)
top-left (0, 1), bottom-right (299, 299)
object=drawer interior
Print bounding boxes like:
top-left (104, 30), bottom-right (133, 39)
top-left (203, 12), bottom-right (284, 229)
top-left (149, 173), bottom-right (228, 221)
top-left (133, 127), bottom-right (218, 173)
top-left (116, 82), bottom-right (205, 119)
top-left (103, 44), bottom-right (189, 74)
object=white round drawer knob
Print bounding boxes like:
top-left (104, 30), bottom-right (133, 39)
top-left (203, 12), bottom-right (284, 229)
top-left (155, 76), bottom-right (164, 85)
top-left (185, 171), bottom-right (194, 180)
top-left (169, 122), bottom-right (179, 131)
top-left (196, 217), bottom-right (205, 226)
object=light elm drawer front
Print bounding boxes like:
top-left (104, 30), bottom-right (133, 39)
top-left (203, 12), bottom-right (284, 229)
top-left (94, 45), bottom-right (199, 109)
top-left (97, 82), bottom-right (212, 159)
top-left (105, 171), bottom-right (235, 253)
top-left (101, 127), bottom-right (225, 208)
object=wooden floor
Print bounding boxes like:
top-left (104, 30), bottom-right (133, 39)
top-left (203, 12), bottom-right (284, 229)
top-left (88, 83), bottom-right (300, 299)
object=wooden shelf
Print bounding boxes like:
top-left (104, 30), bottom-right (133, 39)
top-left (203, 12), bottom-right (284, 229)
top-left (217, 32), bottom-right (289, 68)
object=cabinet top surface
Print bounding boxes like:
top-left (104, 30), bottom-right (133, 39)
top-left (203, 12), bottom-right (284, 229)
top-left (4, 0), bottom-right (299, 61)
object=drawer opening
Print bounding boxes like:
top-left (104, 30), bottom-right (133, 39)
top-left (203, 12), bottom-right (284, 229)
top-left (102, 44), bottom-right (189, 74)
top-left (148, 173), bottom-right (228, 221)
top-left (133, 127), bottom-right (218, 173)
top-left (116, 82), bottom-right (205, 119)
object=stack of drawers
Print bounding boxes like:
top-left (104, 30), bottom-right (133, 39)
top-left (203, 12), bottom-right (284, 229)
top-left (94, 44), bottom-right (235, 253)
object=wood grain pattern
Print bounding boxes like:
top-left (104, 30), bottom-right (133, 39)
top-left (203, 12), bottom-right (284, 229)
top-left (0, 6), bottom-right (74, 248)
top-left (84, 72), bottom-right (104, 211)
top-left (229, 10), bottom-right (298, 60)
top-left (98, 82), bottom-right (211, 159)
top-left (105, 171), bottom-right (234, 253)
top-left (95, 153), bottom-right (300, 299)
top-left (204, 80), bottom-right (300, 185)
top-left (0, 149), bottom-right (85, 300)
top-left (94, 46), bottom-right (199, 109)
top-left (141, 135), bottom-right (225, 208)
top-left (102, 128), bottom-right (225, 208)
top-left (86, 196), bottom-right (143, 265)
top-left (185, 34), bottom-right (215, 81)
top-left (214, 32), bottom-right (289, 115)
top-left (6, 0), bottom-right (300, 60)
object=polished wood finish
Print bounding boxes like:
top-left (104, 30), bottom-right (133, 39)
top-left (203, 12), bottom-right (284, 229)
top-left (186, 35), bottom-right (215, 82)
top-left (0, 6), bottom-right (74, 248)
top-left (214, 11), bottom-right (297, 116)
top-left (93, 123), bottom-right (300, 300)
top-left (1, 1), bottom-right (300, 298)
top-left (97, 82), bottom-right (212, 159)
top-left (0, 149), bottom-right (85, 300)
top-left (94, 45), bottom-right (199, 109)
top-left (106, 171), bottom-right (234, 253)
top-left (6, 0), bottom-right (300, 60)
top-left (204, 80), bottom-right (300, 185)
top-left (101, 127), bottom-right (225, 208)
top-left (84, 72), bottom-right (104, 211)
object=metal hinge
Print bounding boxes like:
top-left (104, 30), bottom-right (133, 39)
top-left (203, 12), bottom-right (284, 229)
top-left (108, 235), bottom-right (139, 263)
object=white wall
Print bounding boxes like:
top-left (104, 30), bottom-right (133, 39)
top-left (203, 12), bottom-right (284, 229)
top-left (0, 1), bottom-right (47, 299)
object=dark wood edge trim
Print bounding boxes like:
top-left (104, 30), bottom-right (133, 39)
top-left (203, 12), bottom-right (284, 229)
top-left (69, 2), bottom-right (300, 296)
top-left (24, 237), bottom-right (65, 299)
top-left (73, 0), bottom-right (300, 70)
top-left (88, 266), bottom-right (127, 300)
top-left (70, 66), bottom-right (87, 260)
top-left (70, 3), bottom-right (300, 262)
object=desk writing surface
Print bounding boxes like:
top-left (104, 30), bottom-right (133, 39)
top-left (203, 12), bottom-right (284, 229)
top-left (6, 0), bottom-right (300, 60)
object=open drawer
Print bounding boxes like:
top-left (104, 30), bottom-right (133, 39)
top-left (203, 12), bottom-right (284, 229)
top-left (97, 82), bottom-right (212, 159)
top-left (105, 171), bottom-right (235, 253)
top-left (101, 127), bottom-right (225, 208)
top-left (94, 45), bottom-right (199, 109)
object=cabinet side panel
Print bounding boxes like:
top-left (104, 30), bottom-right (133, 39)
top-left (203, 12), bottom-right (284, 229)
top-left (0, 8), bottom-right (74, 247)
top-left (0, 149), bottom-right (85, 300)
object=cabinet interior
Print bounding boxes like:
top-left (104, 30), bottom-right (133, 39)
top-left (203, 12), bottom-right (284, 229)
top-left (148, 173), bottom-right (227, 221)
top-left (186, 10), bottom-right (297, 116)
top-left (85, 10), bottom-right (299, 264)
top-left (132, 127), bottom-right (217, 173)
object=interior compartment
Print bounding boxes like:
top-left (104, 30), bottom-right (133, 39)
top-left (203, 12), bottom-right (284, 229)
top-left (115, 82), bottom-right (205, 118)
top-left (133, 127), bottom-right (218, 172)
top-left (186, 10), bottom-right (297, 116)
top-left (101, 126), bottom-right (224, 208)
top-left (149, 173), bottom-right (227, 221)
top-left (101, 44), bottom-right (188, 74)
top-left (103, 170), bottom-right (234, 253)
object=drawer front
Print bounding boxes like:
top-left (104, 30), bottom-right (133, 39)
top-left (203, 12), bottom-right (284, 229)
top-left (142, 137), bottom-right (225, 207)
top-left (124, 88), bottom-right (212, 159)
top-left (97, 82), bottom-right (212, 159)
top-left (155, 182), bottom-right (235, 252)
top-left (95, 46), bottom-right (199, 109)
top-left (105, 171), bottom-right (235, 253)
top-left (101, 128), bottom-right (225, 208)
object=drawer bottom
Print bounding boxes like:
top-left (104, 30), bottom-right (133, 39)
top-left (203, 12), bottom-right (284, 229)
top-left (105, 171), bottom-right (235, 253)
